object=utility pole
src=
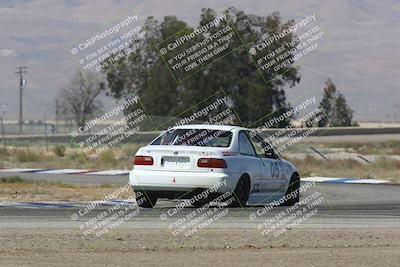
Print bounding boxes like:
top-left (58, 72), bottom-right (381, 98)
top-left (44, 114), bottom-right (48, 152)
top-left (0, 115), bottom-right (5, 149)
top-left (55, 100), bottom-right (59, 134)
top-left (15, 66), bottom-right (27, 134)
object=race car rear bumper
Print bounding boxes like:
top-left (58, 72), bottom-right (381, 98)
top-left (129, 169), bottom-right (238, 193)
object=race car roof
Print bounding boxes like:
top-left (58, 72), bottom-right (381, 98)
top-left (172, 124), bottom-right (246, 131)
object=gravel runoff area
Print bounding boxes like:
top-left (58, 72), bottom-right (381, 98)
top-left (0, 228), bottom-right (399, 266)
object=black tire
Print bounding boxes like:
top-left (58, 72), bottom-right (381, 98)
top-left (228, 175), bottom-right (250, 208)
top-left (191, 191), bottom-right (217, 208)
top-left (192, 199), bottom-right (210, 208)
top-left (135, 190), bottom-right (157, 208)
top-left (282, 173), bottom-right (300, 206)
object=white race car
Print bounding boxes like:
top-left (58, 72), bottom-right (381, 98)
top-left (129, 125), bottom-right (300, 208)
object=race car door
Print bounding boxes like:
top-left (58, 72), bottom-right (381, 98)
top-left (247, 133), bottom-right (287, 193)
top-left (237, 131), bottom-right (262, 194)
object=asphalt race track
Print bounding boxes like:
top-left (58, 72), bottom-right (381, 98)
top-left (1, 176), bottom-right (399, 229)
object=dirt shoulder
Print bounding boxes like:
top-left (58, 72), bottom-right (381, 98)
top-left (1, 228), bottom-right (399, 266)
top-left (0, 181), bottom-right (131, 202)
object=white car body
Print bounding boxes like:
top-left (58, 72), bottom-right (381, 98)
top-left (129, 124), bottom-right (299, 205)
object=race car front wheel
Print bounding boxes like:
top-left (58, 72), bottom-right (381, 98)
top-left (282, 173), bottom-right (300, 206)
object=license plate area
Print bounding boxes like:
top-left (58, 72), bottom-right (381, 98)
top-left (162, 156), bottom-right (191, 169)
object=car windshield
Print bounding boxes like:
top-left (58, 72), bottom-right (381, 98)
top-left (151, 129), bottom-right (232, 147)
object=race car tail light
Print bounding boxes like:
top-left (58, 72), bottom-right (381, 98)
top-left (197, 158), bottom-right (227, 168)
top-left (134, 156), bottom-right (154, 166)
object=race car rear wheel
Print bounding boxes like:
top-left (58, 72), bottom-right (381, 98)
top-left (135, 190), bottom-right (158, 208)
top-left (282, 173), bottom-right (300, 206)
top-left (192, 198), bottom-right (211, 208)
top-left (228, 175), bottom-right (250, 208)
top-left (191, 190), bottom-right (218, 207)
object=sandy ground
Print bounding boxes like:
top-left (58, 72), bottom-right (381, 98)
top-left (0, 182), bottom-right (132, 202)
top-left (0, 228), bottom-right (399, 266)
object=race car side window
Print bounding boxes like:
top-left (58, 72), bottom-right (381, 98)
top-left (247, 132), bottom-right (278, 159)
top-left (238, 131), bottom-right (256, 156)
top-left (247, 133), bottom-right (267, 158)
top-left (255, 134), bottom-right (278, 159)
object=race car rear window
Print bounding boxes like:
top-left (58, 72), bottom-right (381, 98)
top-left (151, 129), bottom-right (232, 147)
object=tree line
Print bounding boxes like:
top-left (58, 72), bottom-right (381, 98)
top-left (58, 7), bottom-right (355, 128)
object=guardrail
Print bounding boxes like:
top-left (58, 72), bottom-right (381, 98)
top-left (2, 127), bottom-right (400, 144)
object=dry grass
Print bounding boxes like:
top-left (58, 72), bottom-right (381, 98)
top-left (289, 140), bottom-right (400, 155)
top-left (0, 144), bottom-right (142, 170)
top-left (0, 177), bottom-right (132, 202)
top-left (1, 141), bottom-right (399, 184)
top-left (289, 155), bottom-right (400, 182)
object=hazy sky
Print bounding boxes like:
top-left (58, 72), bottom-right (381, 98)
top-left (1, 0), bottom-right (399, 122)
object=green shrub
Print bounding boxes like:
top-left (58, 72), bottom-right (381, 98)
top-left (0, 147), bottom-right (9, 160)
top-left (0, 176), bottom-right (25, 183)
top-left (53, 145), bottom-right (66, 157)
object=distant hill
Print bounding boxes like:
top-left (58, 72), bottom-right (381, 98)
top-left (0, 0), bottom-right (399, 122)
